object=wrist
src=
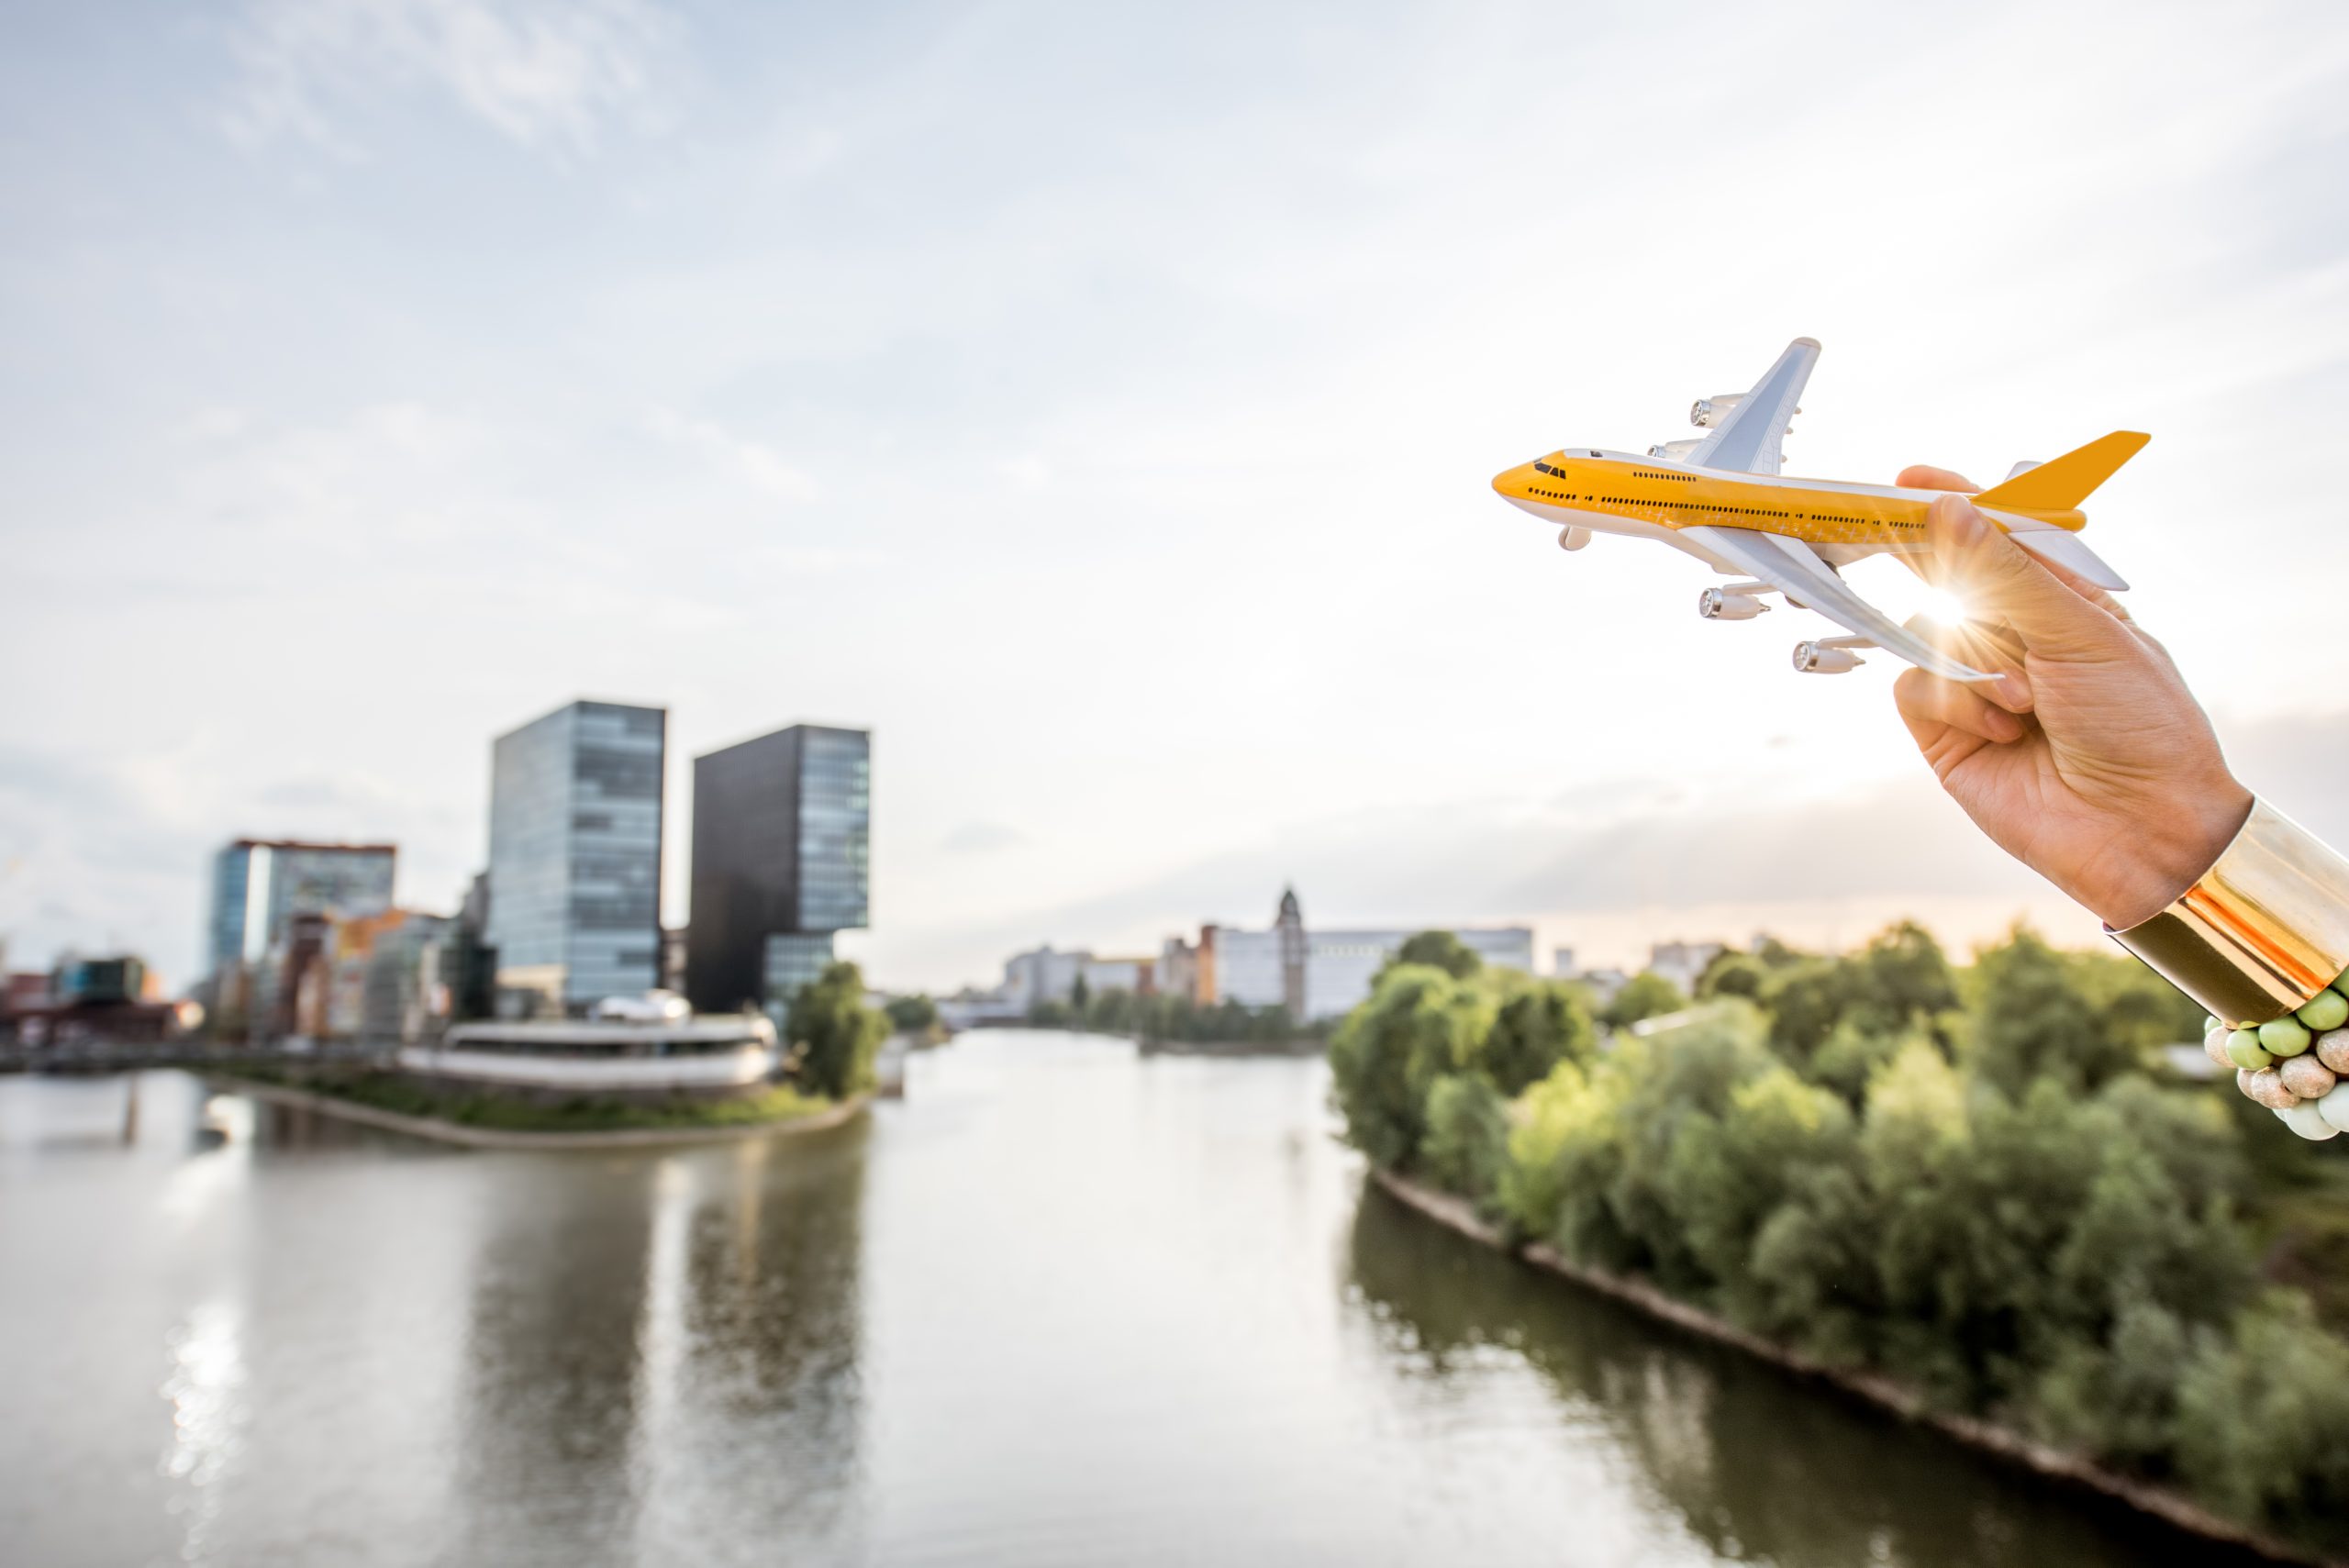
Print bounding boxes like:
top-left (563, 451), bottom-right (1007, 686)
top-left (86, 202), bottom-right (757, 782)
top-left (2092, 775), bottom-right (2254, 929)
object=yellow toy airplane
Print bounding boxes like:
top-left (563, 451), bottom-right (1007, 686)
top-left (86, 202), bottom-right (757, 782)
top-left (1491, 338), bottom-right (2147, 680)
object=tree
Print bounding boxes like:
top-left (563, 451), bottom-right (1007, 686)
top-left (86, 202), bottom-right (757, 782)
top-left (786, 961), bottom-right (888, 1099)
top-left (1967, 926), bottom-right (2130, 1095)
top-left (1601, 970), bottom-right (1686, 1030)
top-left (1327, 964), bottom-right (1491, 1169)
top-left (1070, 971), bottom-right (1090, 1014)
top-left (1420, 1074), bottom-right (1508, 1207)
top-left (1483, 980), bottom-right (1598, 1096)
top-left (884, 993), bottom-right (939, 1033)
top-left (1698, 951), bottom-right (1767, 1001)
top-left (1381, 930), bottom-right (1483, 982)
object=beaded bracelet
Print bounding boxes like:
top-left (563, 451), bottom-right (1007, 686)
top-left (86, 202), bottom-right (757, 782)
top-left (2207, 972), bottom-right (2349, 1140)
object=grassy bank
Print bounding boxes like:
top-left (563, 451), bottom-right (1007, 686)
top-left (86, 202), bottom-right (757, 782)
top-left (230, 1063), bottom-right (835, 1135)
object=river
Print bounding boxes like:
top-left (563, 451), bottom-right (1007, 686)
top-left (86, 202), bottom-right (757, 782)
top-left (0, 1031), bottom-right (2263, 1567)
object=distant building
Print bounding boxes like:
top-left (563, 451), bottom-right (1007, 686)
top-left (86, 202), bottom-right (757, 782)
top-left (206, 839), bottom-right (396, 980)
top-left (52, 955), bottom-right (150, 1006)
top-left (1275, 887), bottom-right (1307, 1021)
top-left (997, 948), bottom-right (1153, 1012)
top-left (1552, 946), bottom-right (1576, 978)
top-left (1152, 892), bottom-right (1538, 1022)
top-left (685, 724), bottom-right (871, 1020)
top-left (402, 1012), bottom-right (779, 1101)
top-left (485, 699), bottom-right (667, 1017)
top-left (5, 954), bottom-right (191, 1048)
top-left (1647, 940), bottom-right (1726, 994)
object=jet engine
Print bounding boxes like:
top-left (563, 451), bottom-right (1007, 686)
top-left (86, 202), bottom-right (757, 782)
top-left (1697, 586), bottom-right (1766, 620)
top-left (1646, 439), bottom-right (1703, 460)
top-left (1689, 394), bottom-right (1745, 428)
top-left (1556, 525), bottom-right (1591, 551)
top-left (1791, 639), bottom-right (1865, 673)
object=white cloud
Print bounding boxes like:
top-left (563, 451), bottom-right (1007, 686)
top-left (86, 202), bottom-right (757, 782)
top-left (643, 406), bottom-right (821, 505)
top-left (226, 0), bottom-right (674, 153)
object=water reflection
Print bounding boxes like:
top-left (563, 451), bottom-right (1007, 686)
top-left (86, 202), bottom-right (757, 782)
top-left (446, 1123), bottom-right (869, 1566)
top-left (1344, 1183), bottom-right (2268, 1568)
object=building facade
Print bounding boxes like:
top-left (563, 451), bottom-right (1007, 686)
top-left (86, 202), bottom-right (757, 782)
top-left (485, 699), bottom-right (667, 1016)
top-left (1158, 892), bottom-right (1537, 1022)
top-left (685, 723), bottom-right (871, 1018)
top-left (206, 839), bottom-right (396, 980)
top-left (997, 947), bottom-right (1153, 1014)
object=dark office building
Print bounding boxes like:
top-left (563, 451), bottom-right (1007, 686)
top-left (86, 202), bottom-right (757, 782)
top-left (685, 724), bottom-right (870, 1017)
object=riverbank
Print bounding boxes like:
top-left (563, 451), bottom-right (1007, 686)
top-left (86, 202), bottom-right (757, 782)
top-left (1135, 1035), bottom-right (1322, 1059)
top-left (208, 1073), bottom-right (869, 1151)
top-left (1371, 1167), bottom-right (2337, 1568)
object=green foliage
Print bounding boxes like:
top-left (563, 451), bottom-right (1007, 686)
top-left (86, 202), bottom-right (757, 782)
top-left (1760, 921), bottom-right (1959, 1073)
top-left (1380, 930), bottom-right (1484, 983)
top-left (786, 961), bottom-right (888, 1099)
top-left (2176, 1292), bottom-right (2349, 1548)
top-left (1328, 965), bottom-right (1492, 1169)
top-left (884, 993), bottom-right (940, 1032)
top-left (1965, 926), bottom-right (2179, 1095)
top-left (1324, 916), bottom-right (2349, 1551)
top-left (1482, 978), bottom-right (1598, 1096)
top-left (1097, 987), bottom-right (1300, 1044)
top-left (1696, 951), bottom-right (1767, 1001)
top-left (1420, 1073), bottom-right (1508, 1206)
top-left (1600, 970), bottom-right (1686, 1030)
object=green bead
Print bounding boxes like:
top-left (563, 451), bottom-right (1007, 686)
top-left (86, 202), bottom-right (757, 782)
top-left (2261, 1017), bottom-right (2313, 1057)
top-left (2299, 990), bottom-right (2349, 1032)
top-left (2228, 1030), bottom-right (2276, 1071)
top-left (2207, 1014), bottom-right (2227, 1038)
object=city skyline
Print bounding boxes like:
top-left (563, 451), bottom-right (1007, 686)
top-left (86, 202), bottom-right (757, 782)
top-left (9, 3), bottom-right (2349, 994)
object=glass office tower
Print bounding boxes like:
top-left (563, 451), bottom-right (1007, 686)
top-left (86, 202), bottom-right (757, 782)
top-left (685, 724), bottom-right (870, 1018)
top-left (206, 840), bottom-right (397, 978)
top-left (485, 699), bottom-right (666, 1016)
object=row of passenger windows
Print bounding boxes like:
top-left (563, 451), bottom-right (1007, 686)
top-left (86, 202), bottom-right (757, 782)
top-left (1525, 488), bottom-right (1920, 528)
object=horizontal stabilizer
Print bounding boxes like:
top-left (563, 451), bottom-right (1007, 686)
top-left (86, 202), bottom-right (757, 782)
top-left (1974, 431), bottom-right (2149, 512)
top-left (2013, 527), bottom-right (2130, 592)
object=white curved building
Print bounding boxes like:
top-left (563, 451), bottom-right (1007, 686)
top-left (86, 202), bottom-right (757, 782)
top-left (398, 1012), bottom-right (779, 1098)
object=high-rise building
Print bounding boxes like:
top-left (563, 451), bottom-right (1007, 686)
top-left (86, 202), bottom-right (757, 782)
top-left (685, 724), bottom-right (870, 1018)
top-left (485, 699), bottom-right (666, 1016)
top-left (206, 839), bottom-right (397, 980)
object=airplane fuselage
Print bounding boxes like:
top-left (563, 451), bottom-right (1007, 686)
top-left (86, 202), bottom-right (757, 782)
top-left (1491, 449), bottom-right (2082, 569)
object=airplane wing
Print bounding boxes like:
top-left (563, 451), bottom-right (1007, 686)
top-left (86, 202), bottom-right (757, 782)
top-left (1676, 524), bottom-right (1999, 683)
top-left (1682, 338), bottom-right (1819, 475)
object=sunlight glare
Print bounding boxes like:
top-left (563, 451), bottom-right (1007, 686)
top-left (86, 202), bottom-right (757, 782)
top-left (1912, 584), bottom-right (1971, 625)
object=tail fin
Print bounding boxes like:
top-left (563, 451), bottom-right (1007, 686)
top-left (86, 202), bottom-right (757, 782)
top-left (1973, 431), bottom-right (2149, 513)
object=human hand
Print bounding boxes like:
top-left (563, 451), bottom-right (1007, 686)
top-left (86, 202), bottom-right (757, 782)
top-left (1889, 466), bottom-right (2252, 930)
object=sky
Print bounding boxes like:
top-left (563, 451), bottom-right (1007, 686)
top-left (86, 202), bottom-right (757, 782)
top-left (6, 0), bottom-right (2349, 995)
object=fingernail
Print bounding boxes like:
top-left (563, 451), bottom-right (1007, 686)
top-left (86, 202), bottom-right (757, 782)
top-left (1931, 494), bottom-right (1982, 538)
top-left (1987, 709), bottom-right (2023, 742)
top-left (1996, 673), bottom-right (2033, 712)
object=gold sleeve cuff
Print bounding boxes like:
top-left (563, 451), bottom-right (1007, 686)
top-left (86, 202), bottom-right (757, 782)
top-left (2110, 797), bottom-right (2349, 1027)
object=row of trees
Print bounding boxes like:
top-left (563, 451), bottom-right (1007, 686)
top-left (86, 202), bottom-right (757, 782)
top-left (1029, 985), bottom-right (1309, 1045)
top-left (1329, 923), bottom-right (2349, 1553)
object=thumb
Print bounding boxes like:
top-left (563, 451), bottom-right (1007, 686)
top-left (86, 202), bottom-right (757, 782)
top-left (1926, 495), bottom-right (2132, 660)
